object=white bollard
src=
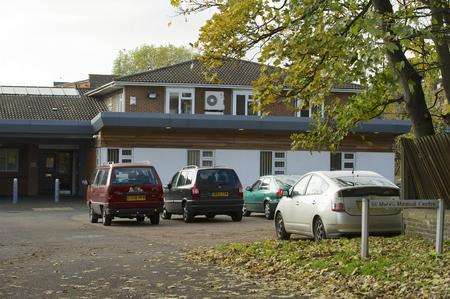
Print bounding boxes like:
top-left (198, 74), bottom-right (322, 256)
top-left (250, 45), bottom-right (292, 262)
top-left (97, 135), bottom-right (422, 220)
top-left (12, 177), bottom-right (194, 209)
top-left (436, 199), bottom-right (445, 255)
top-left (54, 179), bottom-right (60, 203)
top-left (361, 197), bottom-right (369, 259)
top-left (12, 178), bottom-right (18, 204)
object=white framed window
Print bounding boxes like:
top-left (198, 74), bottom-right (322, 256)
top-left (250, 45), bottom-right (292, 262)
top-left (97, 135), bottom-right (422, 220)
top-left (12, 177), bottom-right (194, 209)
top-left (233, 90), bottom-right (258, 116)
top-left (106, 148), bottom-right (133, 163)
top-left (187, 150), bottom-right (215, 167)
top-left (295, 100), bottom-right (324, 118)
top-left (165, 88), bottom-right (195, 114)
top-left (330, 152), bottom-right (355, 171)
top-left (260, 151), bottom-right (286, 176)
top-left (0, 149), bottom-right (19, 172)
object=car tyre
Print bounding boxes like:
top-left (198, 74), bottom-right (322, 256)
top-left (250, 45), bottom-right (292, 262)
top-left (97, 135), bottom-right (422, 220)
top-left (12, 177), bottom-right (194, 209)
top-left (242, 206), bottom-right (251, 217)
top-left (264, 202), bottom-right (274, 220)
top-left (102, 208), bottom-right (112, 226)
top-left (313, 217), bottom-right (326, 242)
top-left (183, 206), bottom-right (194, 223)
top-left (89, 204), bottom-right (99, 223)
top-left (161, 208), bottom-right (172, 220)
top-left (231, 212), bottom-right (243, 222)
top-left (136, 216), bottom-right (145, 223)
top-left (149, 214), bottom-right (160, 225)
top-left (275, 212), bottom-right (290, 240)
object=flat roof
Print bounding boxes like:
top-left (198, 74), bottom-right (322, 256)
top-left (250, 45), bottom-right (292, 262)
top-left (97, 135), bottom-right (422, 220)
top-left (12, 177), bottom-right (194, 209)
top-left (0, 119), bottom-right (94, 139)
top-left (91, 112), bottom-right (411, 134)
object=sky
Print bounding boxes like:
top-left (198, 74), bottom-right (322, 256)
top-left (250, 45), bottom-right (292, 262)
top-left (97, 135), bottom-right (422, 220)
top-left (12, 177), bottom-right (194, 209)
top-left (0, 0), bottom-right (212, 86)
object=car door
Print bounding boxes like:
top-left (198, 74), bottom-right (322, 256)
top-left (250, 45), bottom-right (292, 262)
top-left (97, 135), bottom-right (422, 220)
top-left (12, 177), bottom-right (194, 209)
top-left (283, 175), bottom-right (311, 231)
top-left (245, 180), bottom-right (261, 212)
top-left (172, 170), bottom-right (189, 214)
top-left (254, 177), bottom-right (273, 212)
top-left (296, 175), bottom-right (328, 234)
top-left (165, 172), bottom-right (180, 213)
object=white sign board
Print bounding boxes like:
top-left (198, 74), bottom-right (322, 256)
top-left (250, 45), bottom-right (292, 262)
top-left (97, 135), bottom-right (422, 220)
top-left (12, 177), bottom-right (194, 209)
top-left (369, 199), bottom-right (438, 209)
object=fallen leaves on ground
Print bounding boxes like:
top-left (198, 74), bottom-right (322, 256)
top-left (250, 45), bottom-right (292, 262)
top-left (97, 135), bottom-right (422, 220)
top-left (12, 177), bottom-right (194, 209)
top-left (187, 236), bottom-right (450, 298)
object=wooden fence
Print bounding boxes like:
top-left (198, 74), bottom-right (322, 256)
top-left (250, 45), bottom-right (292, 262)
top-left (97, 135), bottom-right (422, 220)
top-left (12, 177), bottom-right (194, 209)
top-left (400, 134), bottom-right (450, 205)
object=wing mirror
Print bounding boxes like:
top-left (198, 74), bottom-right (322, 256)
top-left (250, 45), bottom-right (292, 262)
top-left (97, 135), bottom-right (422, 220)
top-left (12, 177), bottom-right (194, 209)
top-left (245, 186), bottom-right (252, 192)
top-left (166, 183), bottom-right (172, 190)
top-left (82, 179), bottom-right (89, 186)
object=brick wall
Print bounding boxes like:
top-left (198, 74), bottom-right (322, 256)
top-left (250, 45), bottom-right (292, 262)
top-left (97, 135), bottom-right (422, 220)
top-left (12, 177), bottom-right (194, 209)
top-left (124, 86), bottom-right (165, 113)
top-left (403, 209), bottom-right (450, 241)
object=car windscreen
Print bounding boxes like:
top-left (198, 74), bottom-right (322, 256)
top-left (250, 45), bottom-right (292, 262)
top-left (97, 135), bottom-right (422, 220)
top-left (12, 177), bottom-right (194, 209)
top-left (111, 167), bottom-right (158, 185)
top-left (196, 169), bottom-right (240, 188)
top-left (332, 176), bottom-right (396, 188)
top-left (275, 176), bottom-right (301, 189)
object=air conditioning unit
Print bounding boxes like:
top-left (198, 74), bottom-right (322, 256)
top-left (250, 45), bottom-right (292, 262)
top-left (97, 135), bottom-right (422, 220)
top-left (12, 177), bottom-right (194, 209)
top-left (205, 91), bottom-right (225, 111)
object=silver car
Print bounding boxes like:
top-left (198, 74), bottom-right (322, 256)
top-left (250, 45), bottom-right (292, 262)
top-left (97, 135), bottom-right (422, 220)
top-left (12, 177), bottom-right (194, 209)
top-left (274, 171), bottom-right (402, 241)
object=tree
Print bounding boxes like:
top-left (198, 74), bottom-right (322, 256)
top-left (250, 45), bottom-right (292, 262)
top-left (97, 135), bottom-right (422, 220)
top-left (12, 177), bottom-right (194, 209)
top-left (171, 0), bottom-right (449, 150)
top-left (113, 44), bottom-right (195, 76)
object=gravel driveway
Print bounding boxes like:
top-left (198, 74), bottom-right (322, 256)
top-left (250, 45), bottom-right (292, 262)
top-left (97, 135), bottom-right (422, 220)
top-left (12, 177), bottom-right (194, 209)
top-left (0, 200), bottom-right (277, 298)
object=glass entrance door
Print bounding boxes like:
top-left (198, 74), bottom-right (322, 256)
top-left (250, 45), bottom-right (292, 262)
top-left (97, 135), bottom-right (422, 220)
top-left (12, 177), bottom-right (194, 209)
top-left (39, 151), bottom-right (73, 195)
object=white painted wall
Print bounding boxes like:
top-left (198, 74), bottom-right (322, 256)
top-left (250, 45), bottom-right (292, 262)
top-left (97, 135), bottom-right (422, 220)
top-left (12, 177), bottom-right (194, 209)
top-left (97, 147), bottom-right (396, 187)
top-left (133, 148), bottom-right (186, 185)
top-left (215, 149), bottom-right (260, 187)
top-left (355, 152), bottom-right (396, 182)
top-left (286, 151), bottom-right (330, 176)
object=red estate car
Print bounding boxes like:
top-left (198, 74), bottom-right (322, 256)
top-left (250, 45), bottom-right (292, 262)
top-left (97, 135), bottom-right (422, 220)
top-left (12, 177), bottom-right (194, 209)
top-left (86, 163), bottom-right (164, 226)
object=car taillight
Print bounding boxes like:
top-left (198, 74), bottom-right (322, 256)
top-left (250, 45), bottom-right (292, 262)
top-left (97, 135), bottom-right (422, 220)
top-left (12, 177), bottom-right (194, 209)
top-left (237, 183), bottom-right (243, 198)
top-left (191, 185), bottom-right (200, 199)
top-left (275, 189), bottom-right (284, 198)
top-left (331, 194), bottom-right (345, 212)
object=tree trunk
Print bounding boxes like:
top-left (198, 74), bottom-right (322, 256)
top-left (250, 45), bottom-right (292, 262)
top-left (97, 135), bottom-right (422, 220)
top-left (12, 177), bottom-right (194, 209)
top-left (430, 1), bottom-right (450, 105)
top-left (373, 0), bottom-right (435, 137)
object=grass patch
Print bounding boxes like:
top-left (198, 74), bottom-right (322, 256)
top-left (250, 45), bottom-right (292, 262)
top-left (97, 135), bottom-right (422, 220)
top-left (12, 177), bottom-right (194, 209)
top-left (188, 236), bottom-right (449, 297)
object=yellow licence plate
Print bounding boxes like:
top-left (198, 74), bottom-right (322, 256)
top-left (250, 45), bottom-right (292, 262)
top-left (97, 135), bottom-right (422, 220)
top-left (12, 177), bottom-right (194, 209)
top-left (127, 195), bottom-right (146, 201)
top-left (212, 192), bottom-right (229, 197)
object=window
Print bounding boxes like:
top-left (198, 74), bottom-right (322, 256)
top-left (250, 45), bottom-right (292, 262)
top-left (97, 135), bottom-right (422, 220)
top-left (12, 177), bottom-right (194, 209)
top-left (259, 178), bottom-right (271, 190)
top-left (295, 100), bottom-right (324, 118)
top-left (305, 175), bottom-right (328, 195)
top-left (111, 167), bottom-right (158, 185)
top-left (176, 171), bottom-right (189, 187)
top-left (94, 169), bottom-right (105, 185)
top-left (260, 151), bottom-right (287, 176)
top-left (292, 175), bottom-right (311, 196)
top-left (99, 169), bottom-right (109, 185)
top-left (166, 89), bottom-right (195, 114)
top-left (107, 149), bottom-right (119, 163)
top-left (330, 152), bottom-right (356, 171)
top-left (196, 169), bottom-right (240, 188)
top-left (251, 180), bottom-right (262, 190)
top-left (187, 150), bottom-right (215, 167)
top-left (170, 172), bottom-right (180, 187)
top-left (121, 149), bottom-right (133, 163)
top-left (0, 149), bottom-right (19, 172)
top-left (233, 91), bottom-right (257, 116)
top-left (107, 148), bottom-right (133, 164)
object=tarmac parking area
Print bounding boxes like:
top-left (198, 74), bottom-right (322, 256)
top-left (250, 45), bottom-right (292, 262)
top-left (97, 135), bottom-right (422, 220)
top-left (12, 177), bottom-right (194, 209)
top-left (0, 200), bottom-right (278, 298)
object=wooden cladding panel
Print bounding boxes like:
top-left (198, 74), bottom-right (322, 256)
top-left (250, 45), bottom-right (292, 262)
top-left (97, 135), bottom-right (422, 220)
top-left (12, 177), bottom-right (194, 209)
top-left (98, 128), bottom-right (396, 152)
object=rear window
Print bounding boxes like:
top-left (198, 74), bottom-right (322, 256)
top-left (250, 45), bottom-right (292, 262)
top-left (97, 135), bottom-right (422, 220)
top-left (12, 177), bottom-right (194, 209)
top-left (332, 176), bottom-right (396, 188)
top-left (111, 167), bottom-right (158, 185)
top-left (275, 176), bottom-right (301, 189)
top-left (196, 169), bottom-right (240, 188)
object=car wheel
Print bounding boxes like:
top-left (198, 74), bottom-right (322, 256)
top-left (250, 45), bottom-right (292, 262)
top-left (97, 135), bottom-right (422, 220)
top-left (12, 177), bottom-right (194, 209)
top-left (136, 216), bottom-right (145, 223)
top-left (183, 206), bottom-right (194, 223)
top-left (89, 205), bottom-right (98, 223)
top-left (275, 212), bottom-right (290, 240)
top-left (313, 217), bottom-right (326, 242)
top-left (205, 213), bottom-right (215, 219)
top-left (231, 211), bottom-right (243, 222)
top-left (149, 214), bottom-right (160, 225)
top-left (102, 208), bottom-right (112, 226)
top-left (161, 208), bottom-right (172, 220)
top-left (264, 202), bottom-right (274, 220)
top-left (242, 205), bottom-right (251, 217)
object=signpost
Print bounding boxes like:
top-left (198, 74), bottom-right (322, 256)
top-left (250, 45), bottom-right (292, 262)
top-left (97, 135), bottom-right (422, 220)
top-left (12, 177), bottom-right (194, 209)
top-left (361, 198), bottom-right (445, 259)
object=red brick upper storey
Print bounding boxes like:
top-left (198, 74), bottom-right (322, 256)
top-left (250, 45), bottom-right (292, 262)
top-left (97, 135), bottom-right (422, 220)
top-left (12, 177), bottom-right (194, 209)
top-left (85, 59), bottom-right (361, 117)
